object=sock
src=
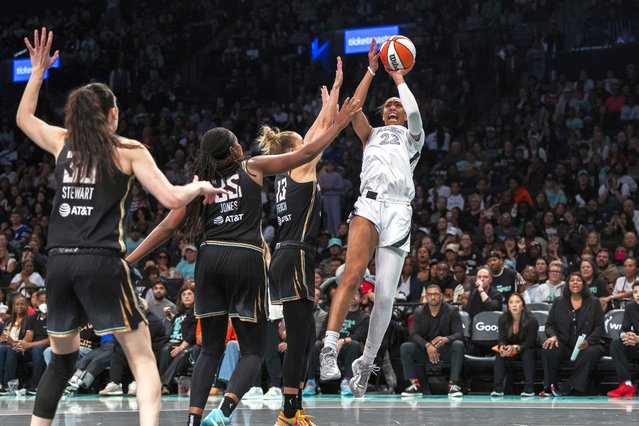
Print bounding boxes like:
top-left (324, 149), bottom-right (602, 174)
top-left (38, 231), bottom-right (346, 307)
top-left (324, 331), bottom-right (339, 351)
top-left (219, 396), bottom-right (236, 418)
top-left (283, 393), bottom-right (297, 418)
top-left (297, 387), bottom-right (303, 409)
top-left (187, 413), bottom-right (202, 426)
top-left (625, 380), bottom-right (633, 386)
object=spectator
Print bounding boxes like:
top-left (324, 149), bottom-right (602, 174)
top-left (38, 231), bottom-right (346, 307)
top-left (535, 260), bottom-right (566, 303)
top-left (580, 259), bottom-right (608, 297)
top-left (491, 293), bottom-right (539, 397)
top-left (466, 267), bottom-right (504, 319)
top-left (9, 258), bottom-right (45, 297)
top-left (145, 281), bottom-right (177, 320)
top-left (607, 280), bottom-right (639, 397)
top-left (175, 245), bottom-right (198, 279)
top-left (397, 255), bottom-right (424, 303)
top-left (159, 285), bottom-right (196, 394)
top-left (400, 284), bottom-right (464, 397)
top-left (0, 294), bottom-right (28, 394)
top-left (15, 290), bottom-right (49, 394)
top-left (602, 257), bottom-right (637, 311)
top-left (318, 161), bottom-right (344, 235)
top-left (487, 251), bottom-right (517, 299)
top-left (520, 265), bottom-right (540, 304)
top-left (125, 225), bottom-right (145, 255)
top-left (155, 249), bottom-right (181, 279)
top-left (540, 272), bottom-right (605, 396)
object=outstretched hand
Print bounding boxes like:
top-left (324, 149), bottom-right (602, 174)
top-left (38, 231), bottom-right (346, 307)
top-left (333, 56), bottom-right (343, 89)
top-left (368, 39), bottom-right (381, 73)
top-left (334, 97), bottom-right (362, 129)
top-left (192, 175), bottom-right (227, 205)
top-left (24, 27), bottom-right (59, 75)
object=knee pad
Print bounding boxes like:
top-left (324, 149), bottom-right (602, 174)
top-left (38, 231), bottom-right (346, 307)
top-left (33, 351), bottom-right (79, 419)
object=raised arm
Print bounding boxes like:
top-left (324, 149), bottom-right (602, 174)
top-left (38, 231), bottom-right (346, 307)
top-left (16, 28), bottom-right (66, 157)
top-left (387, 66), bottom-right (423, 142)
top-left (246, 97), bottom-right (360, 180)
top-left (121, 140), bottom-right (224, 209)
top-left (295, 58), bottom-right (344, 180)
top-left (305, 57), bottom-right (343, 143)
top-left (126, 208), bottom-right (186, 265)
top-left (351, 39), bottom-right (381, 144)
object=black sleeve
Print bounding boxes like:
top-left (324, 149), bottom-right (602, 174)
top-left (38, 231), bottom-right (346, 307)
top-left (498, 315), bottom-right (508, 346)
top-left (520, 315), bottom-right (539, 351)
top-left (586, 298), bottom-right (605, 346)
top-left (410, 307), bottom-right (428, 349)
top-left (621, 306), bottom-right (633, 333)
top-left (546, 300), bottom-right (558, 338)
top-left (484, 288), bottom-right (503, 311)
top-left (447, 307), bottom-right (463, 342)
top-left (26, 315), bottom-right (35, 333)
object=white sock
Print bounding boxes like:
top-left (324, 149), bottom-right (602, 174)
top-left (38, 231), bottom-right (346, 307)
top-left (324, 331), bottom-right (340, 351)
top-left (625, 380), bottom-right (633, 386)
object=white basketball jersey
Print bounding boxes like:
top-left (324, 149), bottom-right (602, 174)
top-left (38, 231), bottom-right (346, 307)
top-left (360, 125), bottom-right (424, 199)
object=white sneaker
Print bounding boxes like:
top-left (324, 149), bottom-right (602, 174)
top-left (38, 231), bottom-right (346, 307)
top-left (99, 382), bottom-right (123, 396)
top-left (127, 381), bottom-right (137, 396)
top-left (243, 386), bottom-right (264, 400)
top-left (263, 386), bottom-right (282, 400)
top-left (319, 347), bottom-right (340, 381)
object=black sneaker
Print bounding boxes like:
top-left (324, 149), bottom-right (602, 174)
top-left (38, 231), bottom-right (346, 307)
top-left (27, 387), bottom-right (37, 396)
top-left (0, 385), bottom-right (9, 396)
top-left (401, 383), bottom-right (423, 397)
top-left (448, 383), bottom-right (463, 397)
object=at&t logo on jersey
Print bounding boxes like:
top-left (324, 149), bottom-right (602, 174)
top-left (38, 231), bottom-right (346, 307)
top-left (59, 203), bottom-right (94, 217)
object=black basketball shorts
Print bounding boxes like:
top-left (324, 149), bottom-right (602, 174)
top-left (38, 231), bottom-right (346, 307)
top-left (194, 243), bottom-right (267, 323)
top-left (269, 241), bottom-right (315, 304)
top-left (46, 251), bottom-right (146, 336)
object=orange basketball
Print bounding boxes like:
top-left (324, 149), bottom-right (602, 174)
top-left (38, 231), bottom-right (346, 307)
top-left (380, 36), bottom-right (416, 71)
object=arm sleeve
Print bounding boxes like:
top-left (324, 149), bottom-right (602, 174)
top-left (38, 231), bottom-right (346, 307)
top-left (545, 301), bottom-right (557, 338)
top-left (484, 290), bottom-right (503, 311)
top-left (410, 307), bottom-right (428, 348)
top-left (396, 83), bottom-right (423, 137)
top-left (521, 316), bottom-right (539, 350)
top-left (497, 315), bottom-right (508, 346)
top-left (446, 307), bottom-right (463, 342)
top-left (586, 299), bottom-right (605, 346)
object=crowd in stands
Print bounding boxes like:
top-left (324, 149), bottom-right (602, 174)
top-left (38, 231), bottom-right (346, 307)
top-left (1, 0), bottom-right (639, 398)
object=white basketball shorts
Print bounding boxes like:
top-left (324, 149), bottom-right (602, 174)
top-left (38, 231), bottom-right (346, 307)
top-left (350, 192), bottom-right (412, 252)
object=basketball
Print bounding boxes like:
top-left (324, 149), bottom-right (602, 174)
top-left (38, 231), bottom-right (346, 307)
top-left (380, 36), bottom-right (416, 71)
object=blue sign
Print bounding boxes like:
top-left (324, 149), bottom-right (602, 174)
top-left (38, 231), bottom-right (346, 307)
top-left (12, 57), bottom-right (60, 83)
top-left (344, 25), bottom-right (400, 54)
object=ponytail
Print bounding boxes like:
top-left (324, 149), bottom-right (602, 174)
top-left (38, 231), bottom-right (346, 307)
top-left (257, 125), bottom-right (299, 155)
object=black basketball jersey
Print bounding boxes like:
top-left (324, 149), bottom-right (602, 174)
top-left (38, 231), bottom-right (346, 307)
top-left (274, 173), bottom-right (322, 246)
top-left (48, 145), bottom-right (132, 252)
top-left (203, 161), bottom-right (263, 249)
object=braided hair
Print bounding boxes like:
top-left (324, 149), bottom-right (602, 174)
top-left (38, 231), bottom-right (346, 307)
top-left (182, 128), bottom-right (244, 242)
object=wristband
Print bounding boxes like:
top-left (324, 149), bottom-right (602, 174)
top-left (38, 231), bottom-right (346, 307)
top-left (367, 66), bottom-right (375, 76)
